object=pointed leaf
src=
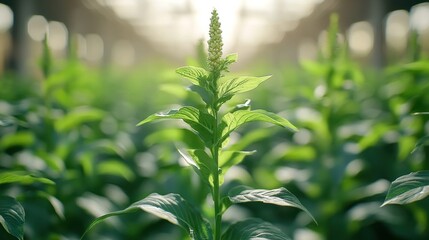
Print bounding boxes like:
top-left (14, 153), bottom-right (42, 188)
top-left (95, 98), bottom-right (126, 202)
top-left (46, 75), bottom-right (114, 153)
top-left (137, 106), bottom-right (214, 145)
top-left (411, 135), bottom-right (429, 154)
top-left (55, 107), bottom-right (104, 132)
top-left (382, 171), bottom-right (429, 206)
top-left (189, 85), bottom-right (214, 105)
top-left (0, 196), bottom-right (25, 240)
top-left (97, 160), bottom-right (135, 181)
top-left (176, 66), bottom-right (209, 85)
top-left (83, 193), bottom-right (212, 240)
top-left (217, 76), bottom-right (271, 104)
top-left (225, 53), bottom-right (238, 64)
top-left (178, 149), bottom-right (216, 188)
top-left (0, 132), bottom-right (34, 150)
top-left (219, 151), bottom-right (255, 184)
top-left (0, 171), bottom-right (54, 185)
top-left (145, 128), bottom-right (205, 149)
top-left (219, 110), bottom-right (297, 142)
top-left (224, 186), bottom-right (316, 223)
top-left (222, 218), bottom-right (291, 240)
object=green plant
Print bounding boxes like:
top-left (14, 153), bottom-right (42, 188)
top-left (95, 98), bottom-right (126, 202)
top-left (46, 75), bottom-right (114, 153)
top-left (83, 9), bottom-right (315, 240)
top-left (383, 112), bottom-right (429, 206)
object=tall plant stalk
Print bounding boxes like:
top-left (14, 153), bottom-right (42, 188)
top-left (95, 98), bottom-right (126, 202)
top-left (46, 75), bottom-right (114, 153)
top-left (83, 9), bottom-right (314, 240)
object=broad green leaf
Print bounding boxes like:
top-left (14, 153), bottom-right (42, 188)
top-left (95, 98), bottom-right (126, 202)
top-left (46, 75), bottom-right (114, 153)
top-left (401, 61), bottom-right (429, 74)
top-left (219, 110), bottom-right (297, 142)
top-left (0, 196), bottom-right (25, 240)
top-left (219, 151), bottom-right (255, 184)
top-left (382, 171), bottom-right (429, 206)
top-left (0, 171), bottom-right (54, 185)
top-left (137, 106), bottom-right (214, 145)
top-left (0, 132), bottom-right (34, 150)
top-left (179, 149), bottom-right (216, 188)
top-left (176, 66), bottom-right (209, 85)
top-left (217, 75), bottom-right (271, 104)
top-left (300, 60), bottom-right (327, 77)
top-left (224, 186), bottom-right (316, 223)
top-left (222, 218), bottom-right (291, 240)
top-left (97, 160), bottom-right (135, 181)
top-left (55, 107), bottom-right (104, 132)
top-left (145, 128), bottom-right (205, 149)
top-left (227, 128), bottom-right (276, 151)
top-left (83, 193), bottom-right (213, 240)
top-left (189, 85), bottom-right (214, 105)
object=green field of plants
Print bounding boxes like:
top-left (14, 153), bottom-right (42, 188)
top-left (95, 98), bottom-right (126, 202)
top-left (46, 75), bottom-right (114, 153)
top-left (1, 7), bottom-right (429, 240)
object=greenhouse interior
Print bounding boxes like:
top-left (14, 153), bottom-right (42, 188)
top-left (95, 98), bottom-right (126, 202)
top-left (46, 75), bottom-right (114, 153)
top-left (1, 0), bottom-right (429, 239)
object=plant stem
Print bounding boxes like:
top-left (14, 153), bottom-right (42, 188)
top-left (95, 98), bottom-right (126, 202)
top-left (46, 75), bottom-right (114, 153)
top-left (211, 104), bottom-right (222, 240)
top-left (213, 146), bottom-right (221, 240)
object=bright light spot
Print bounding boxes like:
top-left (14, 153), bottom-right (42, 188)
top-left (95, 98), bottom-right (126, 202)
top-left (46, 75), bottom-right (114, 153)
top-left (295, 228), bottom-right (322, 240)
top-left (293, 129), bottom-right (312, 145)
top-left (111, 40), bottom-right (135, 66)
top-left (97, 0), bottom-right (325, 60)
top-left (224, 165), bottom-right (252, 183)
top-left (27, 15), bottom-right (48, 41)
top-left (348, 21), bottom-right (374, 57)
top-left (275, 167), bottom-right (310, 183)
top-left (103, 0), bottom-right (140, 20)
top-left (0, 4), bottom-right (13, 32)
top-left (410, 3), bottom-right (429, 32)
top-left (314, 84), bottom-right (326, 99)
top-left (47, 21), bottom-right (68, 51)
top-left (85, 34), bottom-right (104, 62)
top-left (385, 10), bottom-right (409, 53)
top-left (346, 159), bottom-right (364, 176)
top-left (298, 39), bottom-right (317, 61)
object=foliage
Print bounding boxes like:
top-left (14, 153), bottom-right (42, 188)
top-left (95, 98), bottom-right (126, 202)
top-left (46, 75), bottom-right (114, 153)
top-left (0, 6), bottom-right (428, 240)
top-left (83, 9), bottom-right (314, 240)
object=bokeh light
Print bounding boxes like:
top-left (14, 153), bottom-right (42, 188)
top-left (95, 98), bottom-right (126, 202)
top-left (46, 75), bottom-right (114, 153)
top-left (0, 4), bottom-right (13, 32)
top-left (47, 21), bottom-right (68, 51)
top-left (27, 15), bottom-right (48, 41)
top-left (347, 21), bottom-right (374, 57)
top-left (385, 10), bottom-right (409, 53)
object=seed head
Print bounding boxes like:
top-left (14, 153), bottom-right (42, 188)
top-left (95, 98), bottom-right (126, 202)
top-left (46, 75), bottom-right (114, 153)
top-left (207, 9), bottom-right (223, 72)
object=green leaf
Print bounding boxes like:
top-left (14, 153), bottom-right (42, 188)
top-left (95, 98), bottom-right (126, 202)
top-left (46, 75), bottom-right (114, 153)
top-left (382, 171), bottom-right (429, 206)
top-left (225, 53), bottom-right (238, 64)
top-left (224, 186), bottom-right (316, 223)
top-left (176, 66), bottom-right (209, 85)
top-left (0, 196), bottom-right (25, 240)
top-left (217, 75), bottom-right (271, 104)
top-left (0, 171), bottom-right (54, 185)
top-left (145, 128), bottom-right (205, 149)
top-left (188, 85), bottom-right (215, 105)
top-left (219, 151), bottom-right (255, 184)
top-left (411, 135), bottom-right (429, 154)
top-left (222, 218), bottom-right (291, 240)
top-left (83, 193), bottom-right (212, 240)
top-left (55, 107), bottom-right (104, 132)
top-left (137, 106), bottom-right (215, 145)
top-left (0, 132), bottom-right (34, 150)
top-left (97, 160), bottom-right (135, 181)
top-left (178, 149), bottom-right (216, 188)
top-left (300, 60), bottom-right (327, 77)
top-left (219, 110), bottom-right (297, 143)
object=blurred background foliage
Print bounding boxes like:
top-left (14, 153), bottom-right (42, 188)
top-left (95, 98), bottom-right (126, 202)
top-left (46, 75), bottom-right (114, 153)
top-left (1, 0), bottom-right (429, 239)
